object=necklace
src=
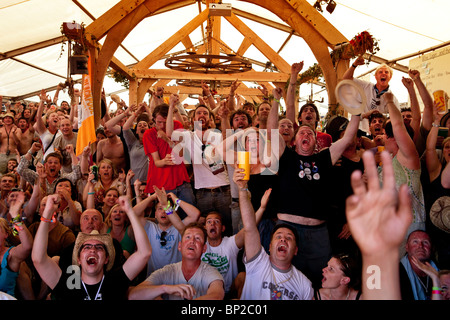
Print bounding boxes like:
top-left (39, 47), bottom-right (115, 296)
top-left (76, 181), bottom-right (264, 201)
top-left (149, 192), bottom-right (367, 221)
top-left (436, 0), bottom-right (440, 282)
top-left (270, 267), bottom-right (293, 300)
top-left (329, 288), bottom-right (350, 300)
top-left (4, 125), bottom-right (12, 155)
top-left (417, 275), bottom-right (430, 294)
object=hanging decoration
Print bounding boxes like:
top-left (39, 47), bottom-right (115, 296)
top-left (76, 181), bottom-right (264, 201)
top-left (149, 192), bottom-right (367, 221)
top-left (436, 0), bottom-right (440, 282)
top-left (330, 30), bottom-right (380, 67)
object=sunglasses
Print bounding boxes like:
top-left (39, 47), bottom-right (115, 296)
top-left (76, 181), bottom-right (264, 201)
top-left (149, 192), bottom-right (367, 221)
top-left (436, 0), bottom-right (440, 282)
top-left (160, 231), bottom-right (167, 247)
top-left (81, 244), bottom-right (106, 252)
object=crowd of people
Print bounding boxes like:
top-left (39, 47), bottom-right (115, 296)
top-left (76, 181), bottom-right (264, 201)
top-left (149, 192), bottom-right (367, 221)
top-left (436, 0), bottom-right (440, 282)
top-left (0, 57), bottom-right (449, 301)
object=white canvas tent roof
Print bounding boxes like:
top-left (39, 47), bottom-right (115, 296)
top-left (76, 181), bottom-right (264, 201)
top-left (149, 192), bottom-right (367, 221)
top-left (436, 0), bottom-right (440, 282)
top-left (1, 0), bottom-right (449, 111)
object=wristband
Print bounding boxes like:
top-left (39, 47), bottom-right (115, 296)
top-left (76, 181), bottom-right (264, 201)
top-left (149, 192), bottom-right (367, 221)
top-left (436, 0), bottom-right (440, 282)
top-left (432, 286), bottom-right (441, 291)
top-left (163, 203), bottom-right (171, 211)
top-left (432, 290), bottom-right (442, 295)
top-left (432, 123), bottom-right (439, 128)
top-left (12, 222), bottom-right (24, 236)
top-left (352, 64), bottom-right (357, 68)
top-left (174, 199), bottom-right (181, 211)
top-left (240, 187), bottom-right (249, 192)
top-left (11, 215), bottom-right (21, 224)
top-left (87, 192), bottom-right (95, 195)
top-left (40, 216), bottom-right (55, 223)
top-left (273, 98), bottom-right (280, 103)
top-left (165, 207), bottom-right (174, 215)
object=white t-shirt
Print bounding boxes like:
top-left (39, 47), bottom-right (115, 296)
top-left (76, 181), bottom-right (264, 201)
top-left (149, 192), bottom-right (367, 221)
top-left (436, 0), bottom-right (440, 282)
top-left (201, 235), bottom-right (240, 293)
top-left (240, 248), bottom-right (313, 300)
top-left (40, 129), bottom-right (62, 160)
top-left (147, 261), bottom-right (224, 300)
top-left (143, 221), bottom-right (182, 276)
top-left (353, 78), bottom-right (400, 133)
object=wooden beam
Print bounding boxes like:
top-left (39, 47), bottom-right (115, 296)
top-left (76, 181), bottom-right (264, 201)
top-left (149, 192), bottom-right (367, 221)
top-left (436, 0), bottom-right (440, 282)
top-left (236, 37), bottom-right (253, 56)
top-left (86, 0), bottom-right (147, 40)
top-left (225, 12), bottom-right (291, 73)
top-left (162, 85), bottom-right (265, 96)
top-left (284, 0), bottom-right (347, 47)
top-left (232, 8), bottom-right (298, 36)
top-left (135, 8), bottom-right (209, 69)
top-left (134, 69), bottom-right (290, 82)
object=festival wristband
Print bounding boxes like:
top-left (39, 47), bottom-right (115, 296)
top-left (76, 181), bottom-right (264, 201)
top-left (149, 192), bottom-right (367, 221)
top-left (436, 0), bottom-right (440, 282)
top-left (40, 216), bottom-right (56, 223)
top-left (174, 199), bottom-right (181, 211)
top-left (432, 290), bottom-right (442, 295)
top-left (12, 222), bottom-right (24, 236)
top-left (165, 207), bottom-right (174, 215)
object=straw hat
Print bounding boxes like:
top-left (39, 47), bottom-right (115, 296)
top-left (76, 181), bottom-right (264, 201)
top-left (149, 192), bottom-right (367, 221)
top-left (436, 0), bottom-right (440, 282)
top-left (1, 112), bottom-right (15, 120)
top-left (72, 230), bottom-right (115, 272)
top-left (440, 111), bottom-right (450, 127)
top-left (429, 196), bottom-right (450, 233)
top-left (110, 94), bottom-right (121, 104)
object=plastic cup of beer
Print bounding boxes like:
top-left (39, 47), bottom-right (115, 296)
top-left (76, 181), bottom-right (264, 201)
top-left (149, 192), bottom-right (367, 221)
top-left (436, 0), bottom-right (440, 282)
top-left (433, 90), bottom-right (447, 114)
top-left (237, 151), bottom-right (250, 180)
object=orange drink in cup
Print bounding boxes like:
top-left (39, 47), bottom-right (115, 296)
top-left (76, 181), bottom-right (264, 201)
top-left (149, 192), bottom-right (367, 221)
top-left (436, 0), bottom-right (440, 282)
top-left (433, 90), bottom-right (447, 114)
top-left (237, 151), bottom-right (250, 180)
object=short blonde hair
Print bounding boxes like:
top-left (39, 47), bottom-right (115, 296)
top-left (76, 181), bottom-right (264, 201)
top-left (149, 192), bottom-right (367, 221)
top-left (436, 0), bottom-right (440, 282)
top-left (375, 63), bottom-right (393, 77)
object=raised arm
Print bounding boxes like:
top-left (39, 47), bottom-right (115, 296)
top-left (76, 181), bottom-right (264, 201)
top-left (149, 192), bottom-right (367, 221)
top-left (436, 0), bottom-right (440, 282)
top-left (31, 194), bottom-right (63, 290)
top-left (384, 92), bottom-right (420, 170)
top-left (119, 196), bottom-right (152, 281)
top-left (234, 187), bottom-right (272, 249)
top-left (401, 76), bottom-right (421, 141)
top-left (227, 80), bottom-right (240, 111)
top-left (425, 108), bottom-right (443, 182)
top-left (23, 179), bottom-right (42, 224)
top-left (33, 89), bottom-right (48, 135)
top-left (409, 70), bottom-right (434, 131)
top-left (342, 56), bottom-right (365, 80)
top-left (201, 81), bottom-right (217, 111)
top-left (166, 94), bottom-right (180, 139)
top-left (7, 191), bottom-right (33, 273)
top-left (286, 62), bottom-right (304, 124)
top-left (234, 167), bottom-right (261, 261)
top-left (346, 151), bottom-right (412, 300)
top-left (104, 106), bottom-right (133, 135)
top-left (329, 114), bottom-right (361, 165)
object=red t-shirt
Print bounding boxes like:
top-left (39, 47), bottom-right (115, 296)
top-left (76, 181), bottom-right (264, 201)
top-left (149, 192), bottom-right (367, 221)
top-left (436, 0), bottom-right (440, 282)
top-left (142, 120), bottom-right (190, 193)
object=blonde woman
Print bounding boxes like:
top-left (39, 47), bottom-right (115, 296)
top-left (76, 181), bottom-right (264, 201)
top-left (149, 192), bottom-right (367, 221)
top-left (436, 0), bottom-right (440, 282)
top-left (104, 203), bottom-right (136, 259)
top-left (83, 158), bottom-right (125, 209)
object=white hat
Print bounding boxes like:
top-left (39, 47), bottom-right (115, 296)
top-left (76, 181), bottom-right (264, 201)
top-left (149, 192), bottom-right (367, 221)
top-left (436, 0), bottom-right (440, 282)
top-left (335, 80), bottom-right (367, 115)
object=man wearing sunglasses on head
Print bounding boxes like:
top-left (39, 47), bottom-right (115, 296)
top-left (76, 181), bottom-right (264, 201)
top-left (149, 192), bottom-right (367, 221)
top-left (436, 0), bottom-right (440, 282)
top-left (133, 185), bottom-right (200, 277)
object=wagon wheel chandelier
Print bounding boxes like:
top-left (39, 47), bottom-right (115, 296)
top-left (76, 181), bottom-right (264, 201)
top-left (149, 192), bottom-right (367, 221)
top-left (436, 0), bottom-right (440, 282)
top-left (176, 79), bottom-right (234, 89)
top-left (165, 36), bottom-right (252, 74)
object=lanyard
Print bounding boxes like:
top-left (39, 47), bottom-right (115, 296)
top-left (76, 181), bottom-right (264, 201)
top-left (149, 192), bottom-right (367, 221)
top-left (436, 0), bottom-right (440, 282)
top-left (82, 275), bottom-right (105, 300)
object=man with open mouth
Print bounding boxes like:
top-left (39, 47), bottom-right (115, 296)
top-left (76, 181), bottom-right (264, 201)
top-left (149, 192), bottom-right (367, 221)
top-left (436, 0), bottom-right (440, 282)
top-left (32, 195), bottom-right (151, 300)
top-left (267, 87), bottom-right (361, 289)
top-left (343, 55), bottom-right (400, 135)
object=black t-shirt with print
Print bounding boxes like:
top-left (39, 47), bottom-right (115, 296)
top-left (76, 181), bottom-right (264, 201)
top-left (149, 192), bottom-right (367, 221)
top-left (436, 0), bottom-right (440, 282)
top-left (277, 147), bottom-right (333, 221)
top-left (51, 267), bottom-right (131, 300)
